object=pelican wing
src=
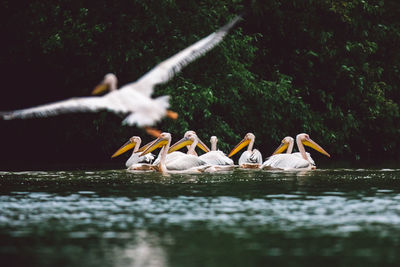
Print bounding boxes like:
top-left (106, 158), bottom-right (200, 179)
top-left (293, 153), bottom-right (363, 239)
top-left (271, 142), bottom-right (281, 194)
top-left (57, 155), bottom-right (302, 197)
top-left (199, 151), bottom-right (234, 166)
top-left (133, 16), bottom-right (242, 96)
top-left (292, 152), bottom-right (315, 166)
top-left (262, 154), bottom-right (311, 170)
top-left (166, 154), bottom-right (208, 171)
top-left (126, 152), bottom-right (155, 168)
top-left (1, 96), bottom-right (119, 120)
top-left (153, 151), bottom-right (207, 171)
top-left (239, 149), bottom-right (262, 165)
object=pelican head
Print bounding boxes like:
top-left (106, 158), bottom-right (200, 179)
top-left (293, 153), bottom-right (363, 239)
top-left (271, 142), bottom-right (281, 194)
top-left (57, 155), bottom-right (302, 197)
top-left (140, 132), bottom-right (172, 156)
top-left (92, 73), bottom-right (118, 95)
top-left (210, 136), bottom-right (218, 151)
top-left (168, 131), bottom-right (210, 154)
top-left (228, 133), bottom-right (255, 158)
top-left (272, 136), bottom-right (294, 155)
top-left (111, 136), bottom-right (152, 158)
top-left (296, 133), bottom-right (330, 157)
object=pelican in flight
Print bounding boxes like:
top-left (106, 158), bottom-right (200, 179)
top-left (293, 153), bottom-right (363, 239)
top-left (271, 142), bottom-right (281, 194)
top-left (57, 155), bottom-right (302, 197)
top-left (111, 136), bottom-right (155, 170)
top-left (1, 16), bottom-right (241, 129)
top-left (261, 133), bottom-right (330, 170)
top-left (228, 133), bottom-right (262, 168)
top-left (199, 136), bottom-right (234, 166)
top-left (140, 132), bottom-right (212, 175)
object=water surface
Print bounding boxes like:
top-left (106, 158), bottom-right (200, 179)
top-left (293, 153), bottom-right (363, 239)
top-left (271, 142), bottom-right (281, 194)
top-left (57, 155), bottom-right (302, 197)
top-left (1, 168), bottom-right (400, 266)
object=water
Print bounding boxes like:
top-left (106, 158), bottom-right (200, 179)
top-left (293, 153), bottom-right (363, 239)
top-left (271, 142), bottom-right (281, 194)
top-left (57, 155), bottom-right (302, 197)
top-left (1, 168), bottom-right (400, 266)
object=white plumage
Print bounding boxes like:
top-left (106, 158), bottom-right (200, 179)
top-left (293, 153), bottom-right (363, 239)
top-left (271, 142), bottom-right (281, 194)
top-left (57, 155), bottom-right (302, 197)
top-left (238, 150), bottom-right (263, 166)
top-left (1, 16), bottom-right (241, 127)
top-left (199, 136), bottom-right (234, 166)
top-left (262, 153), bottom-right (315, 170)
top-left (261, 134), bottom-right (330, 170)
top-left (228, 133), bottom-right (262, 168)
top-left (124, 138), bottom-right (155, 168)
top-left (110, 135), bottom-right (155, 171)
top-left (140, 132), bottom-right (212, 175)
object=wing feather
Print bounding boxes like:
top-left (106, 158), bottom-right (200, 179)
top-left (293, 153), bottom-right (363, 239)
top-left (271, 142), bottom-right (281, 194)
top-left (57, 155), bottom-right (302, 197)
top-left (262, 154), bottom-right (311, 170)
top-left (133, 16), bottom-right (242, 96)
top-left (2, 96), bottom-right (112, 120)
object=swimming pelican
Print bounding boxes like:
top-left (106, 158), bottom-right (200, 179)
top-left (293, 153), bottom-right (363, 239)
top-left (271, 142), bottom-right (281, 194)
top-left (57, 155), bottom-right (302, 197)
top-left (111, 136), bottom-right (155, 170)
top-left (199, 136), bottom-right (234, 166)
top-left (151, 130), bottom-right (208, 165)
top-left (140, 132), bottom-right (211, 175)
top-left (261, 133), bottom-right (330, 170)
top-left (228, 133), bottom-right (262, 168)
top-left (1, 16), bottom-right (241, 128)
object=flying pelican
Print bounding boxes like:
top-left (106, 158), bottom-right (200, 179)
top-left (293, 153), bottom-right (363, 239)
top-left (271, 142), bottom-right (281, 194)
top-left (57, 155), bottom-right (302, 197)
top-left (261, 133), bottom-right (330, 170)
top-left (111, 136), bottom-right (155, 170)
top-left (199, 136), bottom-right (234, 166)
top-left (1, 16), bottom-right (242, 129)
top-left (228, 133), bottom-right (262, 168)
top-left (140, 132), bottom-right (212, 175)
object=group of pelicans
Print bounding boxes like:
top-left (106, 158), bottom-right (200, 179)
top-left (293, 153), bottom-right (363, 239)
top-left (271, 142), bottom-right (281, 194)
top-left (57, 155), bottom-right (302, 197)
top-left (0, 16), bottom-right (332, 174)
top-left (111, 130), bottom-right (331, 175)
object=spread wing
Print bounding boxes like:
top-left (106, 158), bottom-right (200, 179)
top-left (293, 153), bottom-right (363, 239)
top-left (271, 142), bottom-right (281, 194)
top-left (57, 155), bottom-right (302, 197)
top-left (133, 16), bottom-right (242, 96)
top-left (1, 96), bottom-right (115, 120)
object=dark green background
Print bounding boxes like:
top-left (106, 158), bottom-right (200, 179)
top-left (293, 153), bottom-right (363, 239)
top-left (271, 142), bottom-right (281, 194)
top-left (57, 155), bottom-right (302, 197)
top-left (1, 0), bottom-right (399, 169)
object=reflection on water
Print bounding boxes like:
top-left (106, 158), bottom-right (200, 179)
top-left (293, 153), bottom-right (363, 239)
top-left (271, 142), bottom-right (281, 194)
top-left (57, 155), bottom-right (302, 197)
top-left (1, 169), bottom-right (400, 266)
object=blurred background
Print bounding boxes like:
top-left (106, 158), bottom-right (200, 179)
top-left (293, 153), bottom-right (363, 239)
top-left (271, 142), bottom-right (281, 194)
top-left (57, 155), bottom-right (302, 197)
top-left (1, 0), bottom-right (399, 169)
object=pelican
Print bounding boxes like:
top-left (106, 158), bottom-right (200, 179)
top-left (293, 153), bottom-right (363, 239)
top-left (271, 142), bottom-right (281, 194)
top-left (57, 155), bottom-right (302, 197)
top-left (261, 133), bottom-right (330, 170)
top-left (1, 16), bottom-right (242, 129)
top-left (111, 136), bottom-right (155, 170)
top-left (199, 136), bottom-right (234, 166)
top-left (140, 132), bottom-right (212, 175)
top-left (151, 130), bottom-right (208, 165)
top-left (228, 133), bottom-right (262, 168)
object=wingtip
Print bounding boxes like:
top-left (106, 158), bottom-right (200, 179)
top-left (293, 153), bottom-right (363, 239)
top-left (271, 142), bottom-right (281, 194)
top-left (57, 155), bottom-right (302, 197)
top-left (219, 15), bottom-right (243, 33)
top-left (0, 111), bottom-right (13, 120)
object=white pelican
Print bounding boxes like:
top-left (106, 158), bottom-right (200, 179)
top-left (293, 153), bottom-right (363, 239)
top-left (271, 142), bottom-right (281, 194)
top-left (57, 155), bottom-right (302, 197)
top-left (140, 132), bottom-right (211, 175)
top-left (151, 130), bottom-right (208, 165)
top-left (228, 133), bottom-right (262, 168)
top-left (111, 136), bottom-right (155, 170)
top-left (261, 133), bottom-right (330, 170)
top-left (1, 16), bottom-right (241, 129)
top-left (199, 136), bottom-right (234, 166)
top-left (165, 132), bottom-right (234, 172)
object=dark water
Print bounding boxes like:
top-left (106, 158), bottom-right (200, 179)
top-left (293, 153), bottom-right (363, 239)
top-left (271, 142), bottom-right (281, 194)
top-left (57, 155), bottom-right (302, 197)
top-left (1, 168), bottom-right (400, 266)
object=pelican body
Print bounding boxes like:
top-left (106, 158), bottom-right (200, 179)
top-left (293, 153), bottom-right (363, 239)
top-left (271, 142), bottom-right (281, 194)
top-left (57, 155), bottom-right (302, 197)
top-left (140, 132), bottom-right (213, 175)
top-left (199, 136), bottom-right (234, 166)
top-left (262, 133), bottom-right (330, 170)
top-left (110, 136), bottom-right (157, 171)
top-left (1, 16), bottom-right (242, 128)
top-left (228, 133), bottom-right (262, 168)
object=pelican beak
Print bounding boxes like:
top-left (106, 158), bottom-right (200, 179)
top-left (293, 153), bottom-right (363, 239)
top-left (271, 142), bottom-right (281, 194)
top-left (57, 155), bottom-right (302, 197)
top-left (140, 136), bottom-right (168, 156)
top-left (197, 138), bottom-right (211, 153)
top-left (166, 110), bottom-right (179, 120)
top-left (136, 139), bottom-right (155, 153)
top-left (272, 142), bottom-right (289, 155)
top-left (302, 137), bottom-right (331, 157)
top-left (228, 137), bottom-right (250, 157)
top-left (91, 83), bottom-right (109, 95)
top-left (168, 137), bottom-right (192, 153)
top-left (111, 140), bottom-right (136, 158)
